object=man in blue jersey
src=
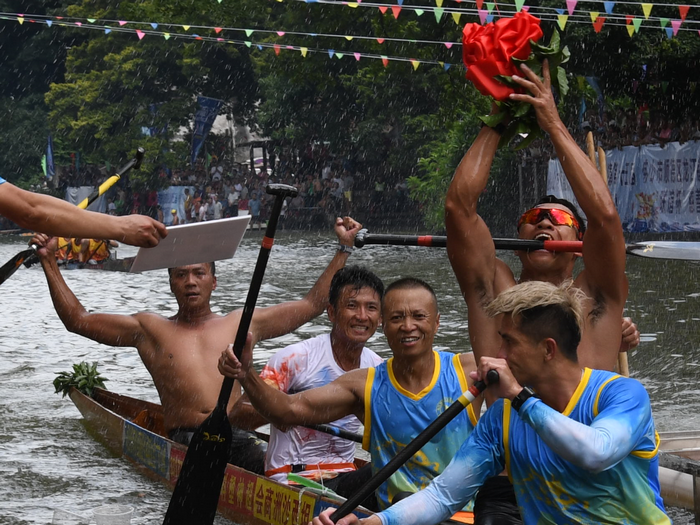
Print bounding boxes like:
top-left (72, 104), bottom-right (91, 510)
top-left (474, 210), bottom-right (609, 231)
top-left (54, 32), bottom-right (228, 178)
top-left (313, 280), bottom-right (668, 525)
top-left (0, 176), bottom-right (165, 246)
top-left (219, 278), bottom-right (479, 514)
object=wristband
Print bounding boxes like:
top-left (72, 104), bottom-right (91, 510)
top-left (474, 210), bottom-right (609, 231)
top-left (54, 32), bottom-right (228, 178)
top-left (337, 244), bottom-right (354, 254)
top-left (511, 386), bottom-right (536, 412)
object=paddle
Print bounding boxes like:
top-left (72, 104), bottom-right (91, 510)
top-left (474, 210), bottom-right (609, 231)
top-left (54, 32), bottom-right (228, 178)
top-left (354, 230), bottom-right (700, 261)
top-left (0, 149), bottom-right (145, 286)
top-left (163, 183), bottom-right (298, 525)
top-left (305, 423), bottom-right (363, 444)
top-left (328, 370), bottom-right (499, 523)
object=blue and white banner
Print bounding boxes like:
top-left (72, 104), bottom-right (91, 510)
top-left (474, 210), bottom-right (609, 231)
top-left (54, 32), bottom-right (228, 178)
top-left (547, 140), bottom-right (700, 232)
top-left (191, 96), bottom-right (222, 166)
top-left (46, 134), bottom-right (55, 180)
top-left (157, 186), bottom-right (195, 225)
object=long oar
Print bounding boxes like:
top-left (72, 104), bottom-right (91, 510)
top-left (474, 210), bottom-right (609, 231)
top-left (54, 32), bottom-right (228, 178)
top-left (354, 231), bottom-right (700, 262)
top-left (328, 370), bottom-right (499, 523)
top-left (306, 424), bottom-right (363, 444)
top-left (163, 183), bottom-right (298, 525)
top-left (0, 149), bottom-right (145, 286)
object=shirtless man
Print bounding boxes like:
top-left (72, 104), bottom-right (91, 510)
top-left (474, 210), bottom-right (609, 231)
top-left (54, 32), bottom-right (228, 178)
top-left (444, 63), bottom-right (636, 522)
top-left (220, 278), bottom-right (480, 514)
top-left (32, 216), bottom-right (361, 473)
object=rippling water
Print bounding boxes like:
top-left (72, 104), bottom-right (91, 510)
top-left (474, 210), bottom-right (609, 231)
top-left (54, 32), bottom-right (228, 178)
top-left (0, 231), bottom-right (697, 523)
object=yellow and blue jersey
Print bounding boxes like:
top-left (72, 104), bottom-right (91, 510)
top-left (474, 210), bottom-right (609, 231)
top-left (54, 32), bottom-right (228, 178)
top-left (377, 368), bottom-right (669, 525)
top-left (363, 350), bottom-right (477, 510)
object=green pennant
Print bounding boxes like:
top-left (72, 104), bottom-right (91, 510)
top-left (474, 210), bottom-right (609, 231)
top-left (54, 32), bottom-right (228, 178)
top-left (87, 18), bottom-right (96, 23)
top-left (486, 2), bottom-right (495, 13)
top-left (660, 17), bottom-right (669, 28)
top-left (245, 29), bottom-right (254, 37)
top-left (415, 9), bottom-right (424, 15)
top-left (245, 41), bottom-right (251, 47)
top-left (632, 18), bottom-right (642, 32)
top-left (41, 155), bottom-right (47, 177)
top-left (434, 7), bottom-right (444, 21)
top-left (336, 52), bottom-right (344, 59)
top-left (515, 0), bottom-right (526, 11)
top-left (163, 33), bottom-right (170, 40)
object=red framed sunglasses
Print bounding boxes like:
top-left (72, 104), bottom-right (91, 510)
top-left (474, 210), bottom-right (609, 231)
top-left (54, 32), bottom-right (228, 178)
top-left (518, 208), bottom-right (582, 238)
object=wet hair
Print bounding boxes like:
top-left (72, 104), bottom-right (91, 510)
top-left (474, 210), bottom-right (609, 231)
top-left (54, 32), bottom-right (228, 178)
top-left (484, 280), bottom-right (586, 362)
top-left (532, 195), bottom-right (587, 236)
top-left (329, 266), bottom-right (384, 309)
top-left (168, 261), bottom-right (216, 278)
top-left (383, 277), bottom-right (438, 313)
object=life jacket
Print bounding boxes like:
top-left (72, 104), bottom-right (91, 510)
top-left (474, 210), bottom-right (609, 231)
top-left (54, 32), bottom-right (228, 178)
top-left (55, 238), bottom-right (72, 261)
top-left (85, 239), bottom-right (110, 262)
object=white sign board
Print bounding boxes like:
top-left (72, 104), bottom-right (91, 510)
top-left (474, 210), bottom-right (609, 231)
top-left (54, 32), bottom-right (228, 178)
top-left (130, 216), bottom-right (251, 273)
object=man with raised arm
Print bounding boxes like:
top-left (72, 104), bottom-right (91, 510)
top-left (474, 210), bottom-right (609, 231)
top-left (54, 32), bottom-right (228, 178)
top-left (31, 216), bottom-right (361, 474)
top-left (0, 177), bottom-right (166, 247)
top-left (313, 281), bottom-right (668, 525)
top-left (220, 278), bottom-right (480, 517)
top-left (444, 62), bottom-right (635, 523)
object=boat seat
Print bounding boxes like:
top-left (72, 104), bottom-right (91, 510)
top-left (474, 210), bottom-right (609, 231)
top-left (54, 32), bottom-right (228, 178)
top-left (131, 409), bottom-right (163, 435)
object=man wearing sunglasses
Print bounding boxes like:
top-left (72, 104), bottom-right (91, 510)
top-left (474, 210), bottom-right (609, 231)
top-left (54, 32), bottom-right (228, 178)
top-left (444, 63), bottom-right (635, 524)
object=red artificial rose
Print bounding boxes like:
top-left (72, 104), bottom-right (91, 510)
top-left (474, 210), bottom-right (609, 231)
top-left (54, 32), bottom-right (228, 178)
top-left (462, 12), bottom-right (543, 101)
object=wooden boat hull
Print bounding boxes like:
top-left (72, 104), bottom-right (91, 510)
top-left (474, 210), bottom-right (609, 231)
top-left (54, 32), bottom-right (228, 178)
top-left (69, 388), bottom-right (372, 525)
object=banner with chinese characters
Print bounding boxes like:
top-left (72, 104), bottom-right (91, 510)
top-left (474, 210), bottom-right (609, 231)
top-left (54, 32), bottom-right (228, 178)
top-left (547, 140), bottom-right (700, 232)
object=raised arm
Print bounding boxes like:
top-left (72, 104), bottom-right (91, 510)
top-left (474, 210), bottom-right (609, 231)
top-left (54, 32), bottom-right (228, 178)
top-left (33, 234), bottom-right (146, 347)
top-left (219, 338), bottom-right (366, 427)
top-left (249, 216), bottom-right (362, 341)
top-left (0, 182), bottom-right (166, 247)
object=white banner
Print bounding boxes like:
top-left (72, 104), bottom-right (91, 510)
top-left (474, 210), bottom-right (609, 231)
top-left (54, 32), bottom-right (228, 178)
top-left (547, 140), bottom-right (700, 232)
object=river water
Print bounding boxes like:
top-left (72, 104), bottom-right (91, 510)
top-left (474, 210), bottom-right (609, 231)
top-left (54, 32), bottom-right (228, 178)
top-left (0, 231), bottom-right (697, 524)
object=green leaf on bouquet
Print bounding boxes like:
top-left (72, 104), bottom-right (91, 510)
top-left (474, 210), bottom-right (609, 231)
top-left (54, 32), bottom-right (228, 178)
top-left (494, 74), bottom-right (521, 88)
top-left (480, 112), bottom-right (507, 127)
top-left (548, 29), bottom-right (561, 50)
top-left (556, 66), bottom-right (569, 96)
top-left (512, 102), bottom-right (532, 118)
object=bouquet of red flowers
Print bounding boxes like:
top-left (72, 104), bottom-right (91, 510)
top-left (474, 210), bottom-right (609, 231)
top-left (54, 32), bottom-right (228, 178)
top-left (462, 12), bottom-right (570, 148)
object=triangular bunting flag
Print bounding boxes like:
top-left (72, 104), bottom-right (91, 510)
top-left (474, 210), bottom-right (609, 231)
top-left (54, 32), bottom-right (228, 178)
top-left (590, 11), bottom-right (599, 22)
top-left (679, 5), bottom-right (690, 21)
top-left (382, 56), bottom-right (389, 67)
top-left (257, 45), bottom-right (263, 50)
top-left (277, 31), bottom-right (285, 36)
top-left (245, 29), bottom-right (254, 37)
top-left (593, 16), bottom-right (606, 32)
top-left (245, 41), bottom-right (251, 47)
top-left (345, 35), bottom-right (353, 41)
top-left (410, 59), bottom-right (420, 70)
top-left (665, 27), bottom-right (673, 38)
top-left (348, 2), bottom-right (359, 7)
top-left (328, 49), bottom-right (335, 58)
top-left (444, 42), bottom-right (453, 49)
top-left (486, 2), bottom-right (495, 13)
top-left (118, 20), bottom-right (127, 26)
top-left (626, 25), bottom-right (634, 37)
top-left (671, 19), bottom-right (682, 36)
top-left (215, 27), bottom-right (223, 34)
top-left (603, 1), bottom-right (615, 14)
top-left (557, 14), bottom-right (568, 30)
top-left (476, 0), bottom-right (484, 9)
top-left (434, 7), bottom-right (444, 21)
top-left (105, 28), bottom-right (112, 34)
top-left (301, 47), bottom-right (308, 57)
top-left (515, 0), bottom-right (526, 12)
top-left (486, 14), bottom-right (495, 23)
top-left (555, 8), bottom-right (564, 15)
top-left (17, 17), bottom-right (23, 24)
top-left (336, 52), bottom-right (344, 59)
top-left (633, 18), bottom-right (642, 32)
top-left (444, 63), bottom-right (451, 71)
top-left (452, 12), bottom-right (462, 24)
top-left (379, 6), bottom-right (388, 13)
top-left (163, 33), bottom-right (170, 39)
top-left (522, 6), bottom-right (529, 11)
top-left (46, 20), bottom-right (52, 27)
top-left (660, 17), bottom-right (669, 28)
top-left (182, 25), bottom-right (190, 31)
top-left (625, 15), bottom-right (633, 24)
top-left (75, 22), bottom-right (82, 26)
top-left (273, 44), bottom-right (281, 56)
top-left (217, 38), bottom-right (224, 42)
top-left (354, 52), bottom-right (361, 61)
top-left (415, 9), bottom-right (425, 15)
top-left (151, 23), bottom-right (158, 29)
top-left (566, 0), bottom-right (577, 15)
top-left (397, 0), bottom-right (404, 5)
top-left (136, 30), bottom-right (145, 40)
top-left (436, 0), bottom-right (443, 6)
top-left (642, 3), bottom-right (652, 19)
top-left (479, 9), bottom-right (488, 24)
top-left (87, 18), bottom-right (96, 23)
top-left (391, 5), bottom-right (401, 18)
top-left (377, 38), bottom-right (385, 43)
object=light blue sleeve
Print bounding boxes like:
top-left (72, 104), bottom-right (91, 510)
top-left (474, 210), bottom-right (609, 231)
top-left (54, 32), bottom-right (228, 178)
top-left (518, 377), bottom-right (653, 473)
top-left (377, 403), bottom-right (506, 525)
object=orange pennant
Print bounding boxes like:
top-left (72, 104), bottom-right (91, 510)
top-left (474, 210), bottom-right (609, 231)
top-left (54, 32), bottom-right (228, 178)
top-left (378, 6), bottom-right (388, 13)
top-left (679, 5), bottom-right (690, 21)
top-left (274, 44), bottom-right (281, 55)
top-left (593, 16), bottom-right (606, 32)
top-left (391, 5), bottom-right (401, 18)
top-left (382, 55), bottom-right (389, 67)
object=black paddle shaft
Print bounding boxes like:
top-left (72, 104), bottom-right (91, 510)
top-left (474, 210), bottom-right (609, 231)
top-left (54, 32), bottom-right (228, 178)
top-left (81, 147), bottom-right (144, 209)
top-left (329, 370), bottom-right (499, 523)
top-left (163, 183), bottom-right (297, 525)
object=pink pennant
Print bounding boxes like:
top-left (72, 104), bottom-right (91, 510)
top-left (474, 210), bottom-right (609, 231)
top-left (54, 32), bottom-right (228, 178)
top-left (671, 19), bottom-right (682, 36)
top-left (217, 38), bottom-right (224, 42)
top-left (277, 31), bottom-right (285, 36)
top-left (391, 5), bottom-right (401, 18)
top-left (566, 0), bottom-right (577, 16)
top-left (214, 27), bottom-right (222, 34)
top-left (136, 30), bottom-right (145, 40)
top-left (444, 42), bottom-right (453, 49)
top-left (679, 5), bottom-right (690, 21)
top-left (378, 6), bottom-right (388, 13)
top-left (118, 20), bottom-right (127, 26)
top-left (286, 45), bottom-right (294, 49)
top-left (377, 38), bottom-right (385, 43)
top-left (354, 52), bottom-right (361, 61)
top-left (478, 8), bottom-right (488, 24)
top-left (75, 22), bottom-right (82, 26)
top-left (522, 5), bottom-right (529, 11)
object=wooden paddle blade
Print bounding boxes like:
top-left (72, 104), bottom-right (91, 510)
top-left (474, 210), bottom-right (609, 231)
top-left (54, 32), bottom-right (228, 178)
top-left (163, 406), bottom-right (233, 525)
top-left (626, 241), bottom-right (700, 261)
top-left (0, 248), bottom-right (35, 285)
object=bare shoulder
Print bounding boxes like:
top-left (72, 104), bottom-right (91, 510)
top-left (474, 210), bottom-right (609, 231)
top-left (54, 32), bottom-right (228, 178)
top-left (335, 368), bottom-right (370, 396)
top-left (458, 352), bottom-right (477, 371)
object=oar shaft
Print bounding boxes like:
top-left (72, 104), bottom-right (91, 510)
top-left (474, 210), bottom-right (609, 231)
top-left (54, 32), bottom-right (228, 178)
top-left (306, 424), bottom-right (363, 444)
top-left (329, 371), bottom-right (498, 523)
top-left (76, 148), bottom-right (144, 210)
